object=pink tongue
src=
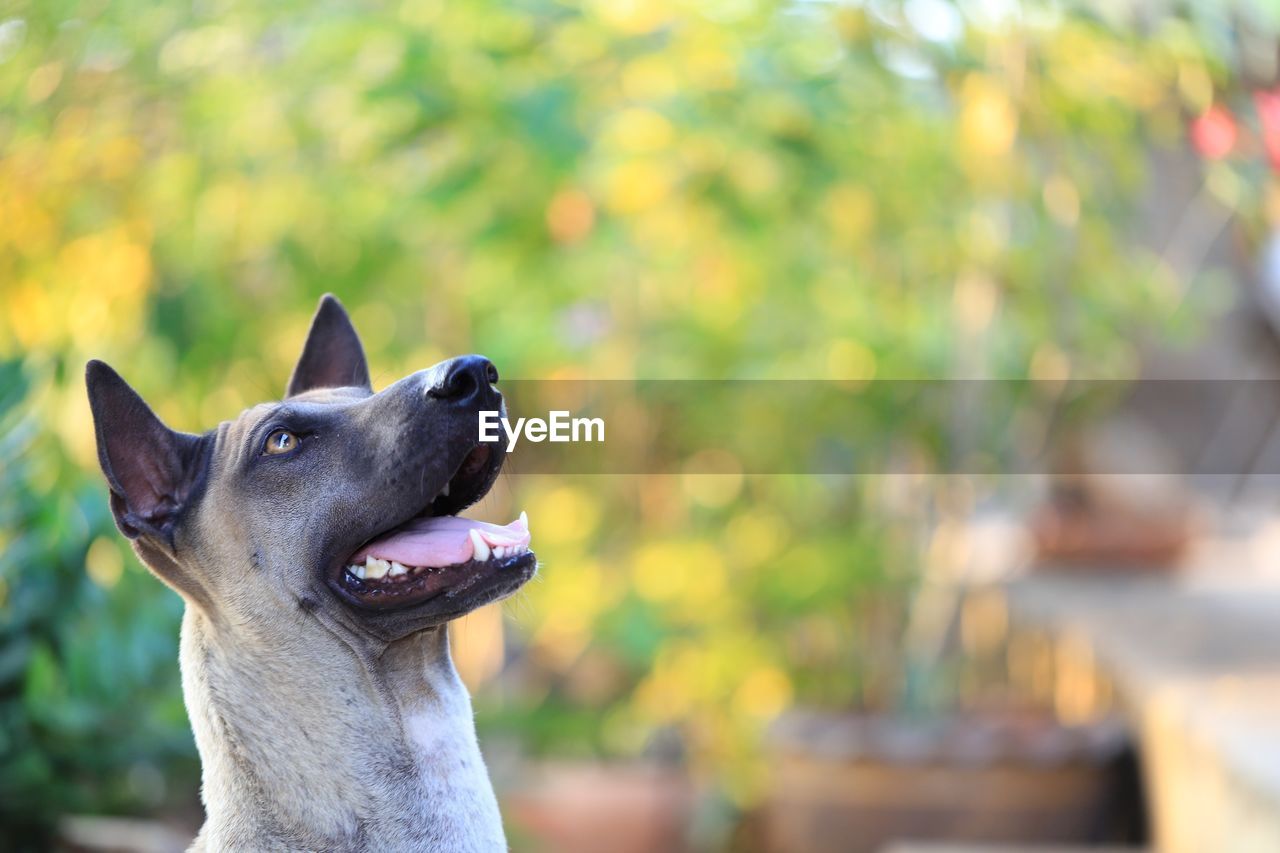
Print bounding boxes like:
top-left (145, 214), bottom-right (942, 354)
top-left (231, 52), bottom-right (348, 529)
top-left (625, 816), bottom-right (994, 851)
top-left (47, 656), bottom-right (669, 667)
top-left (352, 514), bottom-right (530, 568)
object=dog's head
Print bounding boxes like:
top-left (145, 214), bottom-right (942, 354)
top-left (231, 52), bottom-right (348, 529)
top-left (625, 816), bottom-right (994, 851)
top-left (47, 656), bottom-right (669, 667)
top-left (85, 295), bottom-right (536, 642)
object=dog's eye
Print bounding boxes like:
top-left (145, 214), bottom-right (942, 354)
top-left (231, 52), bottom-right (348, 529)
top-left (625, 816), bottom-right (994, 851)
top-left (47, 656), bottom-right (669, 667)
top-left (264, 429), bottom-right (299, 456)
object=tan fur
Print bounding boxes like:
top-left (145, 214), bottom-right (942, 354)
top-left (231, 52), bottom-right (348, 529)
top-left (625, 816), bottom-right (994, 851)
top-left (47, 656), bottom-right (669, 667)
top-left (177, 459), bottom-right (506, 851)
top-left (87, 298), bottom-right (529, 851)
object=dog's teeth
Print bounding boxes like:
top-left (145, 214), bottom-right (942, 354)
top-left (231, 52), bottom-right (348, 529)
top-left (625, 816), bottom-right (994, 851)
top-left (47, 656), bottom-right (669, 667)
top-left (365, 558), bottom-right (390, 580)
top-left (349, 564), bottom-right (366, 579)
top-left (519, 511), bottom-right (528, 528)
top-left (469, 529), bottom-right (490, 561)
top-left (389, 561), bottom-right (408, 578)
top-left (496, 546), bottom-right (508, 559)
top-left (441, 481), bottom-right (451, 497)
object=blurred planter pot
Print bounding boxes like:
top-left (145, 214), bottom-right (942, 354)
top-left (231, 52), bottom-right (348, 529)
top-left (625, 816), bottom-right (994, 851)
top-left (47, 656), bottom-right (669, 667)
top-left (504, 761), bottom-right (693, 853)
top-left (1031, 422), bottom-right (1198, 571)
top-left (763, 710), bottom-right (1137, 853)
top-left (1029, 501), bottom-right (1195, 569)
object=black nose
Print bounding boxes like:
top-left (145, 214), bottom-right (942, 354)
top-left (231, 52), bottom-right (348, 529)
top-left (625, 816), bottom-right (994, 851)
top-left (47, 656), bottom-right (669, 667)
top-left (427, 355), bottom-right (499, 404)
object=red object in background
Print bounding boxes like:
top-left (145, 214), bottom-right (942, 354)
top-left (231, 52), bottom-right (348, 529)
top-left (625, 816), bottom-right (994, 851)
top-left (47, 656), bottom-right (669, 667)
top-left (764, 711), bottom-right (1138, 852)
top-left (505, 763), bottom-right (693, 853)
top-left (1189, 105), bottom-right (1238, 160)
top-left (1255, 89), bottom-right (1280, 172)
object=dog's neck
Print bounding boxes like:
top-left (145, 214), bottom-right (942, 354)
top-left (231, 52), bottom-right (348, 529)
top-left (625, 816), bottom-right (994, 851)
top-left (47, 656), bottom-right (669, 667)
top-left (180, 606), bottom-right (506, 852)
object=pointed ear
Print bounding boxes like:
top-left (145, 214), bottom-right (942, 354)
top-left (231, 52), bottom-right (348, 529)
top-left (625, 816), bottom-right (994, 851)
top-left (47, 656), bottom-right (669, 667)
top-left (286, 294), bottom-right (372, 397)
top-left (86, 360), bottom-right (211, 543)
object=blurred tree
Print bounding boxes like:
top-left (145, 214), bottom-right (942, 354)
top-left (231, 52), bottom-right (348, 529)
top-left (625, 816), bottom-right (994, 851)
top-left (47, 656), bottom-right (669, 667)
top-left (0, 361), bottom-right (198, 848)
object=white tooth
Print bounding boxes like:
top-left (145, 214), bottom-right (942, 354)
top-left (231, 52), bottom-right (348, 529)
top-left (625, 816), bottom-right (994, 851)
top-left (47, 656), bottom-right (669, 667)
top-left (365, 558), bottom-right (389, 580)
top-left (496, 546), bottom-right (508, 559)
top-left (469, 529), bottom-right (490, 561)
top-left (519, 510), bottom-right (528, 528)
top-left (350, 564), bottom-right (366, 579)
top-left (441, 481), bottom-right (451, 497)
top-left (389, 561), bottom-right (408, 577)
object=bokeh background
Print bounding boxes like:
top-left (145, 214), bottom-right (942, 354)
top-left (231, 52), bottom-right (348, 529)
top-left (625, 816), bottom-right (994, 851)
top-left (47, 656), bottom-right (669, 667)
top-left (5, 0), bottom-right (1280, 851)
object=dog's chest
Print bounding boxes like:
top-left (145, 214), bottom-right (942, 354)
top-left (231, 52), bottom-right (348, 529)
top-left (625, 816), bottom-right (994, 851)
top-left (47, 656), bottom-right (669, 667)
top-left (395, 703), bottom-right (506, 849)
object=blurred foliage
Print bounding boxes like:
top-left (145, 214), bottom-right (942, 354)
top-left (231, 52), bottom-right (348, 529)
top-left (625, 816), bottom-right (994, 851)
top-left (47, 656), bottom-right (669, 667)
top-left (0, 0), bottom-right (1268, 840)
top-left (0, 360), bottom-right (198, 848)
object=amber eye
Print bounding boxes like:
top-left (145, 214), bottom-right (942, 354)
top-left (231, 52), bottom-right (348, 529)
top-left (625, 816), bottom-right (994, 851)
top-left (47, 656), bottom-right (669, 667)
top-left (264, 429), bottom-right (299, 455)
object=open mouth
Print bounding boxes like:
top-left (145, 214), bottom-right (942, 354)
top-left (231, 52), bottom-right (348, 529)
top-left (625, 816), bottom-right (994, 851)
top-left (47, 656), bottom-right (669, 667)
top-left (328, 444), bottom-right (536, 612)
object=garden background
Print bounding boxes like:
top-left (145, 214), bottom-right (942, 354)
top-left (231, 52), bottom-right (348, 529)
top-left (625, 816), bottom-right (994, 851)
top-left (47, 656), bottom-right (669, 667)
top-left (2, 0), bottom-right (1277, 850)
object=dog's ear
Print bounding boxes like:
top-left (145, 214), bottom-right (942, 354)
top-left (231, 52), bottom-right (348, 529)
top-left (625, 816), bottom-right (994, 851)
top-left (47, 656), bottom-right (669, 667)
top-left (86, 360), bottom-right (210, 543)
top-left (286, 294), bottom-right (372, 397)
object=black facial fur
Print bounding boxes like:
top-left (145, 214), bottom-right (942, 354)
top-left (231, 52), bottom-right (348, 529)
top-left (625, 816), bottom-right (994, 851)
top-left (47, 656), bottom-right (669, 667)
top-left (286, 295), bottom-right (372, 397)
top-left (86, 294), bottom-right (535, 642)
top-left (86, 359), bottom-right (213, 545)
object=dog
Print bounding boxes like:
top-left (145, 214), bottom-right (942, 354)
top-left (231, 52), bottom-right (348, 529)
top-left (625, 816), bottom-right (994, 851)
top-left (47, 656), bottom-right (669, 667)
top-left (85, 294), bottom-right (536, 851)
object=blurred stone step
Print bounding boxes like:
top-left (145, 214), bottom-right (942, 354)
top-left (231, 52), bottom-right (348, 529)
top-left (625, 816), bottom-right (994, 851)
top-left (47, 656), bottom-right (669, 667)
top-left (880, 840), bottom-right (1152, 845)
top-left (56, 815), bottom-right (194, 853)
